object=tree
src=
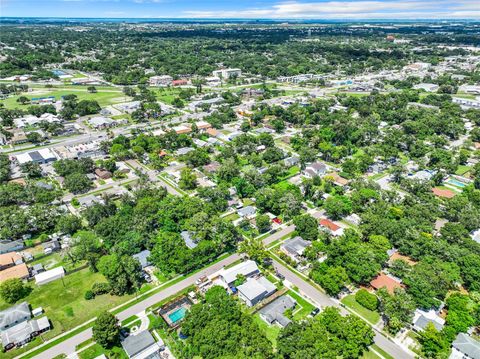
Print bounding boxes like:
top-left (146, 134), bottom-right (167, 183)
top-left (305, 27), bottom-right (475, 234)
top-left (0, 278), bottom-right (31, 304)
top-left (92, 311), bottom-right (120, 349)
top-left (26, 131), bottom-right (42, 144)
top-left (55, 215), bottom-right (82, 234)
top-left (97, 253), bottom-right (142, 295)
top-left (179, 168), bottom-right (197, 190)
top-left (87, 86), bottom-right (97, 93)
top-left (256, 214), bottom-right (271, 233)
top-left (324, 195), bottom-right (352, 220)
top-left (419, 322), bottom-right (449, 358)
top-left (355, 289), bottom-right (378, 311)
top-left (17, 96), bottom-right (30, 105)
top-left (0, 154), bottom-right (11, 182)
top-left (377, 288), bottom-right (416, 334)
top-left (64, 173), bottom-right (92, 194)
top-left (310, 263), bottom-right (348, 296)
top-left (20, 161), bottom-right (42, 178)
top-left (293, 214), bottom-right (319, 241)
top-left (69, 231), bottom-right (103, 271)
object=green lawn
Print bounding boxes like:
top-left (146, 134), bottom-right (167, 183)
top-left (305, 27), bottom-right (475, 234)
top-left (1, 86), bottom-right (126, 108)
top-left (78, 343), bottom-right (128, 359)
top-left (0, 268), bottom-right (136, 343)
top-left (287, 290), bottom-right (315, 321)
top-left (223, 213), bottom-right (240, 221)
top-left (341, 295), bottom-right (380, 325)
top-left (253, 313), bottom-right (281, 349)
top-left (152, 88), bottom-right (183, 105)
top-left (370, 344), bottom-right (395, 359)
top-left (362, 349), bottom-right (382, 359)
top-left (455, 165), bottom-right (471, 176)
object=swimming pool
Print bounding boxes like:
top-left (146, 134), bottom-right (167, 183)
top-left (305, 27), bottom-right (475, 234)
top-left (446, 178), bottom-right (467, 188)
top-left (52, 69), bottom-right (67, 76)
top-left (168, 307), bottom-right (187, 324)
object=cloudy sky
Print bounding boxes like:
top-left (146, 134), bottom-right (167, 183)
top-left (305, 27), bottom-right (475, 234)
top-left (1, 0), bottom-right (480, 19)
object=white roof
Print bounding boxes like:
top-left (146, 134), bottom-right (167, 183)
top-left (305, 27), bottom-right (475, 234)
top-left (219, 260), bottom-right (259, 285)
top-left (35, 266), bottom-right (65, 285)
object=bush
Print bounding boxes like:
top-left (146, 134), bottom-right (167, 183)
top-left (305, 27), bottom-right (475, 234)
top-left (355, 289), bottom-right (378, 311)
top-left (92, 282), bottom-right (111, 295)
top-left (84, 290), bottom-right (95, 300)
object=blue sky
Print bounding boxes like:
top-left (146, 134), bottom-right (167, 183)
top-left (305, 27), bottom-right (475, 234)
top-left (1, 0), bottom-right (479, 19)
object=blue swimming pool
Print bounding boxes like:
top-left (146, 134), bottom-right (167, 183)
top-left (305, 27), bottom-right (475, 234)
top-left (446, 178), bottom-right (467, 188)
top-left (168, 307), bottom-right (187, 323)
top-left (52, 69), bottom-right (67, 76)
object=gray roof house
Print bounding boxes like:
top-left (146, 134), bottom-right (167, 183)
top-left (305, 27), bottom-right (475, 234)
top-left (181, 231), bottom-right (198, 249)
top-left (0, 302), bottom-right (31, 331)
top-left (237, 277), bottom-right (277, 307)
top-left (412, 309), bottom-right (445, 332)
top-left (0, 316), bottom-right (50, 350)
top-left (237, 205), bottom-right (256, 219)
top-left (260, 295), bottom-right (296, 328)
top-left (450, 333), bottom-right (480, 359)
top-left (121, 330), bottom-right (163, 359)
top-left (218, 260), bottom-right (259, 286)
top-left (284, 156), bottom-right (300, 167)
top-left (0, 240), bottom-right (24, 255)
top-left (132, 250), bottom-right (151, 269)
top-left (303, 162), bottom-right (327, 178)
top-left (280, 236), bottom-right (311, 262)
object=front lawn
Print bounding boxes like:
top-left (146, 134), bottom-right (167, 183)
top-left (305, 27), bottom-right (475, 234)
top-left (341, 294), bottom-right (380, 325)
top-left (78, 343), bottom-right (128, 359)
top-left (287, 290), bottom-right (315, 321)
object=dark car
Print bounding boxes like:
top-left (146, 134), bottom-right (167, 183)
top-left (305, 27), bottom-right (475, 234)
top-left (310, 307), bottom-right (320, 317)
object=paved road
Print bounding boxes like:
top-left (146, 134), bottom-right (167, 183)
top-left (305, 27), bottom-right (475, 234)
top-left (29, 254), bottom-right (240, 359)
top-left (263, 225), bottom-right (295, 246)
top-left (272, 259), bottom-right (414, 359)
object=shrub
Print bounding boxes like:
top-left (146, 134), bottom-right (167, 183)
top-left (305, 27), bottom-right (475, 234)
top-left (92, 282), bottom-right (111, 295)
top-left (355, 289), bottom-right (378, 311)
top-left (84, 290), bottom-right (95, 300)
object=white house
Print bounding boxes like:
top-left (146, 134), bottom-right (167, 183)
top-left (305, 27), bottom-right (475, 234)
top-left (237, 276), bottom-right (276, 307)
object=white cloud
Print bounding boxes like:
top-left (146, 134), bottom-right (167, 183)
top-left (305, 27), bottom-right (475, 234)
top-left (183, 0), bottom-right (480, 19)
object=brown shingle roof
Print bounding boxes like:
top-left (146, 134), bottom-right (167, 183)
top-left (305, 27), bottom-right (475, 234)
top-left (370, 273), bottom-right (403, 294)
top-left (0, 263), bottom-right (29, 282)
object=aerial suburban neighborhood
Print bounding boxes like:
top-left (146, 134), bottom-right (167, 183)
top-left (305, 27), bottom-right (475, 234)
top-left (0, 6), bottom-right (479, 359)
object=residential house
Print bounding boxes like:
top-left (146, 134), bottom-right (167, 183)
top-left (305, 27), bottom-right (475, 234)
top-left (88, 116), bottom-right (115, 130)
top-left (412, 309), bottom-right (445, 332)
top-left (216, 260), bottom-right (260, 287)
top-left (284, 156), bottom-right (300, 168)
top-left (450, 333), bottom-right (480, 359)
top-left (176, 147), bottom-right (194, 156)
top-left (0, 302), bottom-right (31, 331)
top-left (237, 277), bottom-right (276, 307)
top-left (121, 330), bottom-right (164, 359)
top-left (303, 162), bottom-right (327, 179)
top-left (132, 250), bottom-right (151, 269)
top-left (172, 79), bottom-right (187, 86)
top-left (280, 237), bottom-right (311, 263)
top-left (237, 205), bottom-right (256, 219)
top-left (260, 295), bottom-right (296, 328)
top-left (203, 161), bottom-right (220, 174)
top-left (42, 240), bottom-right (60, 255)
top-left (148, 75), bottom-right (173, 87)
top-left (181, 231), bottom-right (198, 249)
top-left (1, 316), bottom-right (50, 350)
top-left (319, 219), bottom-right (344, 237)
top-left (0, 252), bottom-right (23, 271)
top-left (471, 229), bottom-right (480, 244)
top-left (0, 240), bottom-right (24, 255)
top-left (77, 195), bottom-right (104, 208)
top-left (413, 83), bottom-right (439, 92)
top-left (0, 263), bottom-right (30, 283)
top-left (370, 273), bottom-right (404, 294)
top-left (95, 168), bottom-right (113, 180)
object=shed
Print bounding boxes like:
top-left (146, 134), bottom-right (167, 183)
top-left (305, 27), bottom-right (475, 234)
top-left (35, 267), bottom-right (65, 286)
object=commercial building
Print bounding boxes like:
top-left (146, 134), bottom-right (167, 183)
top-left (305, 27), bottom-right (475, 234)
top-left (212, 68), bottom-right (242, 79)
top-left (148, 75), bottom-right (173, 87)
top-left (15, 148), bottom-right (57, 165)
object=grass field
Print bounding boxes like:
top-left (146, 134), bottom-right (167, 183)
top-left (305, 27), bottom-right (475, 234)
top-left (152, 88), bottom-right (183, 104)
top-left (253, 313), bottom-right (282, 349)
top-left (341, 295), bottom-right (380, 325)
top-left (0, 86), bottom-right (126, 108)
top-left (0, 268), bottom-right (137, 341)
top-left (455, 165), bottom-right (471, 176)
top-left (78, 343), bottom-right (128, 359)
